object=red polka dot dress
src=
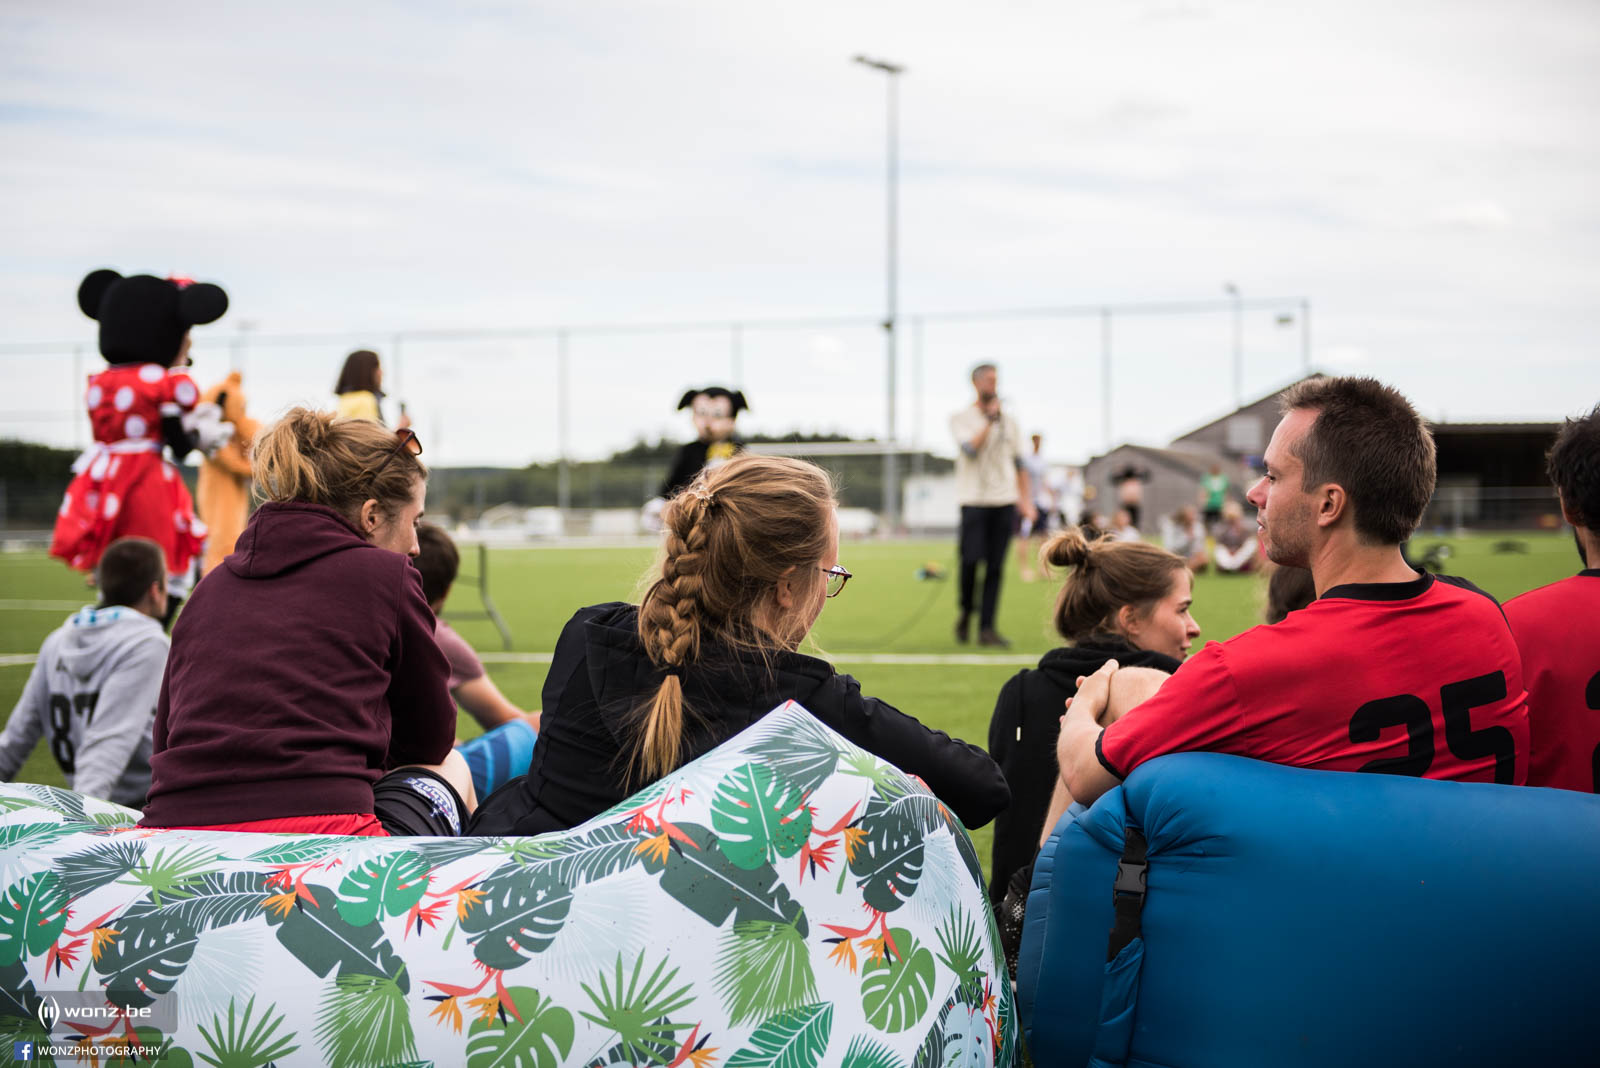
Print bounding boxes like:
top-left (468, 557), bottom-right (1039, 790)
top-left (50, 363), bottom-right (209, 591)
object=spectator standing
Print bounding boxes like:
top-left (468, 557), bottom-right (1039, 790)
top-left (0, 538), bottom-right (169, 808)
top-left (1505, 403), bottom-right (1600, 793)
top-left (1057, 376), bottom-right (1529, 805)
top-left (1015, 433), bottom-right (1054, 581)
top-left (950, 363), bottom-right (1036, 647)
top-left (1199, 461), bottom-right (1230, 527)
top-left (334, 349), bottom-right (411, 429)
top-left (1114, 465), bottom-right (1149, 529)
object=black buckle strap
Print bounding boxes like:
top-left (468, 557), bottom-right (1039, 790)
top-left (1106, 826), bottom-right (1148, 962)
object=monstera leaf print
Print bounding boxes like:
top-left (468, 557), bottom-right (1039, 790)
top-left (639, 823), bottom-right (806, 933)
top-left (912, 995), bottom-right (990, 1068)
top-left (98, 911), bottom-right (200, 1009)
top-left (848, 800), bottom-right (926, 914)
top-left (459, 866), bottom-right (573, 971)
top-left (119, 871), bottom-right (274, 933)
top-left (711, 763), bottom-right (813, 871)
top-left (265, 882), bottom-right (408, 993)
top-left (0, 870), bottom-right (68, 966)
top-left (466, 985), bottom-right (575, 1068)
top-left (714, 919), bottom-right (817, 1025)
top-left (745, 714), bottom-right (843, 797)
top-left (726, 1001), bottom-right (833, 1068)
top-left (335, 850), bottom-right (430, 927)
top-left (861, 928), bottom-right (937, 1034)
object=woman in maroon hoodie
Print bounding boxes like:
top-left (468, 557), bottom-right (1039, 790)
top-left (141, 408), bottom-right (474, 836)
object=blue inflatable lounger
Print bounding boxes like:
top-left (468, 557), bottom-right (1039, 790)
top-left (456, 716), bottom-right (539, 800)
top-left (0, 701), bottom-right (1016, 1067)
top-left (1016, 752), bottom-right (1600, 1067)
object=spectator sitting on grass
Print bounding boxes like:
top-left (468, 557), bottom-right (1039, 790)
top-left (468, 453), bottom-right (1009, 837)
top-left (0, 536), bottom-right (169, 808)
top-left (1161, 505), bottom-right (1209, 572)
top-left (1212, 499), bottom-right (1260, 573)
top-left (414, 523), bottom-right (539, 735)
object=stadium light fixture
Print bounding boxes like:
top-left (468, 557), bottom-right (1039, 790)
top-left (853, 54), bottom-right (905, 531)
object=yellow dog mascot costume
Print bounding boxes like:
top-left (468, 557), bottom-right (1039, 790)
top-left (196, 371), bottom-right (259, 574)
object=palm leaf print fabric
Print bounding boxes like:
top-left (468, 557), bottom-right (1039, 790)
top-left (0, 701), bottom-right (1016, 1067)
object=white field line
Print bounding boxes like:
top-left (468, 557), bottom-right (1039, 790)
top-left (0, 599), bottom-right (90, 611)
top-left (0, 650), bottom-right (1037, 669)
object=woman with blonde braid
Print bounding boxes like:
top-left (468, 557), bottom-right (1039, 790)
top-left (469, 453), bottom-right (1009, 837)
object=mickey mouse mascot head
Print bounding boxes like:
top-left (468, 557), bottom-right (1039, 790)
top-left (638, 386), bottom-right (749, 533)
top-left (50, 269), bottom-right (230, 614)
top-left (659, 386), bottom-right (749, 498)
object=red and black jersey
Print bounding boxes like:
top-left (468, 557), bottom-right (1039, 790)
top-left (1504, 570), bottom-right (1600, 793)
top-left (1098, 571), bottom-right (1530, 785)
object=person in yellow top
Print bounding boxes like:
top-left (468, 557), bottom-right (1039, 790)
top-left (334, 349), bottom-right (410, 428)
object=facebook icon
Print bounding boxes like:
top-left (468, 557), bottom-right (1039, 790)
top-left (12, 1041), bottom-right (33, 1061)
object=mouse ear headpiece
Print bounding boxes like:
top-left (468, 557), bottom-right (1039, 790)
top-left (78, 269), bottom-right (229, 366)
top-left (77, 269), bottom-right (123, 320)
top-left (677, 386), bottom-right (749, 414)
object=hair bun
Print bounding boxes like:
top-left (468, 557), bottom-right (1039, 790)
top-left (1041, 528), bottom-right (1091, 573)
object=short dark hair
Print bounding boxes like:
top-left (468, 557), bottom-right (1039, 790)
top-left (971, 362), bottom-right (996, 382)
top-left (96, 537), bottom-right (166, 608)
top-left (1548, 403), bottom-right (1600, 531)
top-left (1279, 376), bottom-right (1436, 545)
top-left (334, 349), bottom-right (382, 395)
top-left (414, 523), bottom-right (459, 606)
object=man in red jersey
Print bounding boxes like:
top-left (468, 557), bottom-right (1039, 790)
top-left (1505, 404), bottom-right (1600, 792)
top-left (1058, 376), bottom-right (1529, 804)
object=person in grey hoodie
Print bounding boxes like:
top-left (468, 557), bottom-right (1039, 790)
top-left (0, 537), bottom-right (169, 808)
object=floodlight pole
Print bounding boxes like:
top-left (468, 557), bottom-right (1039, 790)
top-left (854, 54), bottom-right (904, 533)
top-left (1224, 282), bottom-right (1243, 407)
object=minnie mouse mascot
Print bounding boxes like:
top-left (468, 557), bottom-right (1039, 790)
top-left (51, 269), bottom-right (231, 617)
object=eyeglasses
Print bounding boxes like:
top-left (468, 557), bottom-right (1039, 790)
top-left (368, 427), bottom-right (422, 484)
top-left (820, 564), bottom-right (852, 598)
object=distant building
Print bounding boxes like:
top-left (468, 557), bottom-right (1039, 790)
top-left (1087, 375), bottom-right (1560, 534)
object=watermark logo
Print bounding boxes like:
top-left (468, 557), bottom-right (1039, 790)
top-left (12, 1041), bottom-right (34, 1062)
top-left (35, 995), bottom-right (60, 1032)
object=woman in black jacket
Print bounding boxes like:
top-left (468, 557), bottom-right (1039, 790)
top-left (986, 527), bottom-right (1200, 902)
top-left (469, 454), bottom-right (1009, 837)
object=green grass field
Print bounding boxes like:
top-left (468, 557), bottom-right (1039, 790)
top-left (0, 531), bottom-right (1581, 877)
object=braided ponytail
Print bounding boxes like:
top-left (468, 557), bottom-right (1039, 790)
top-left (632, 494), bottom-right (714, 782)
top-left (629, 454), bottom-right (836, 785)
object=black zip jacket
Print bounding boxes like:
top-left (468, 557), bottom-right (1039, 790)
top-left (985, 637), bottom-right (1181, 902)
top-left (469, 602), bottom-right (1009, 837)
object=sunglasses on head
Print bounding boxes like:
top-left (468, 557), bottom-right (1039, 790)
top-left (367, 427), bottom-right (422, 484)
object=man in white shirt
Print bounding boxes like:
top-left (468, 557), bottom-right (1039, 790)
top-left (950, 363), bottom-right (1036, 647)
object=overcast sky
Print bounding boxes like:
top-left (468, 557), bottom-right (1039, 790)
top-left (3, 0), bottom-right (1596, 466)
